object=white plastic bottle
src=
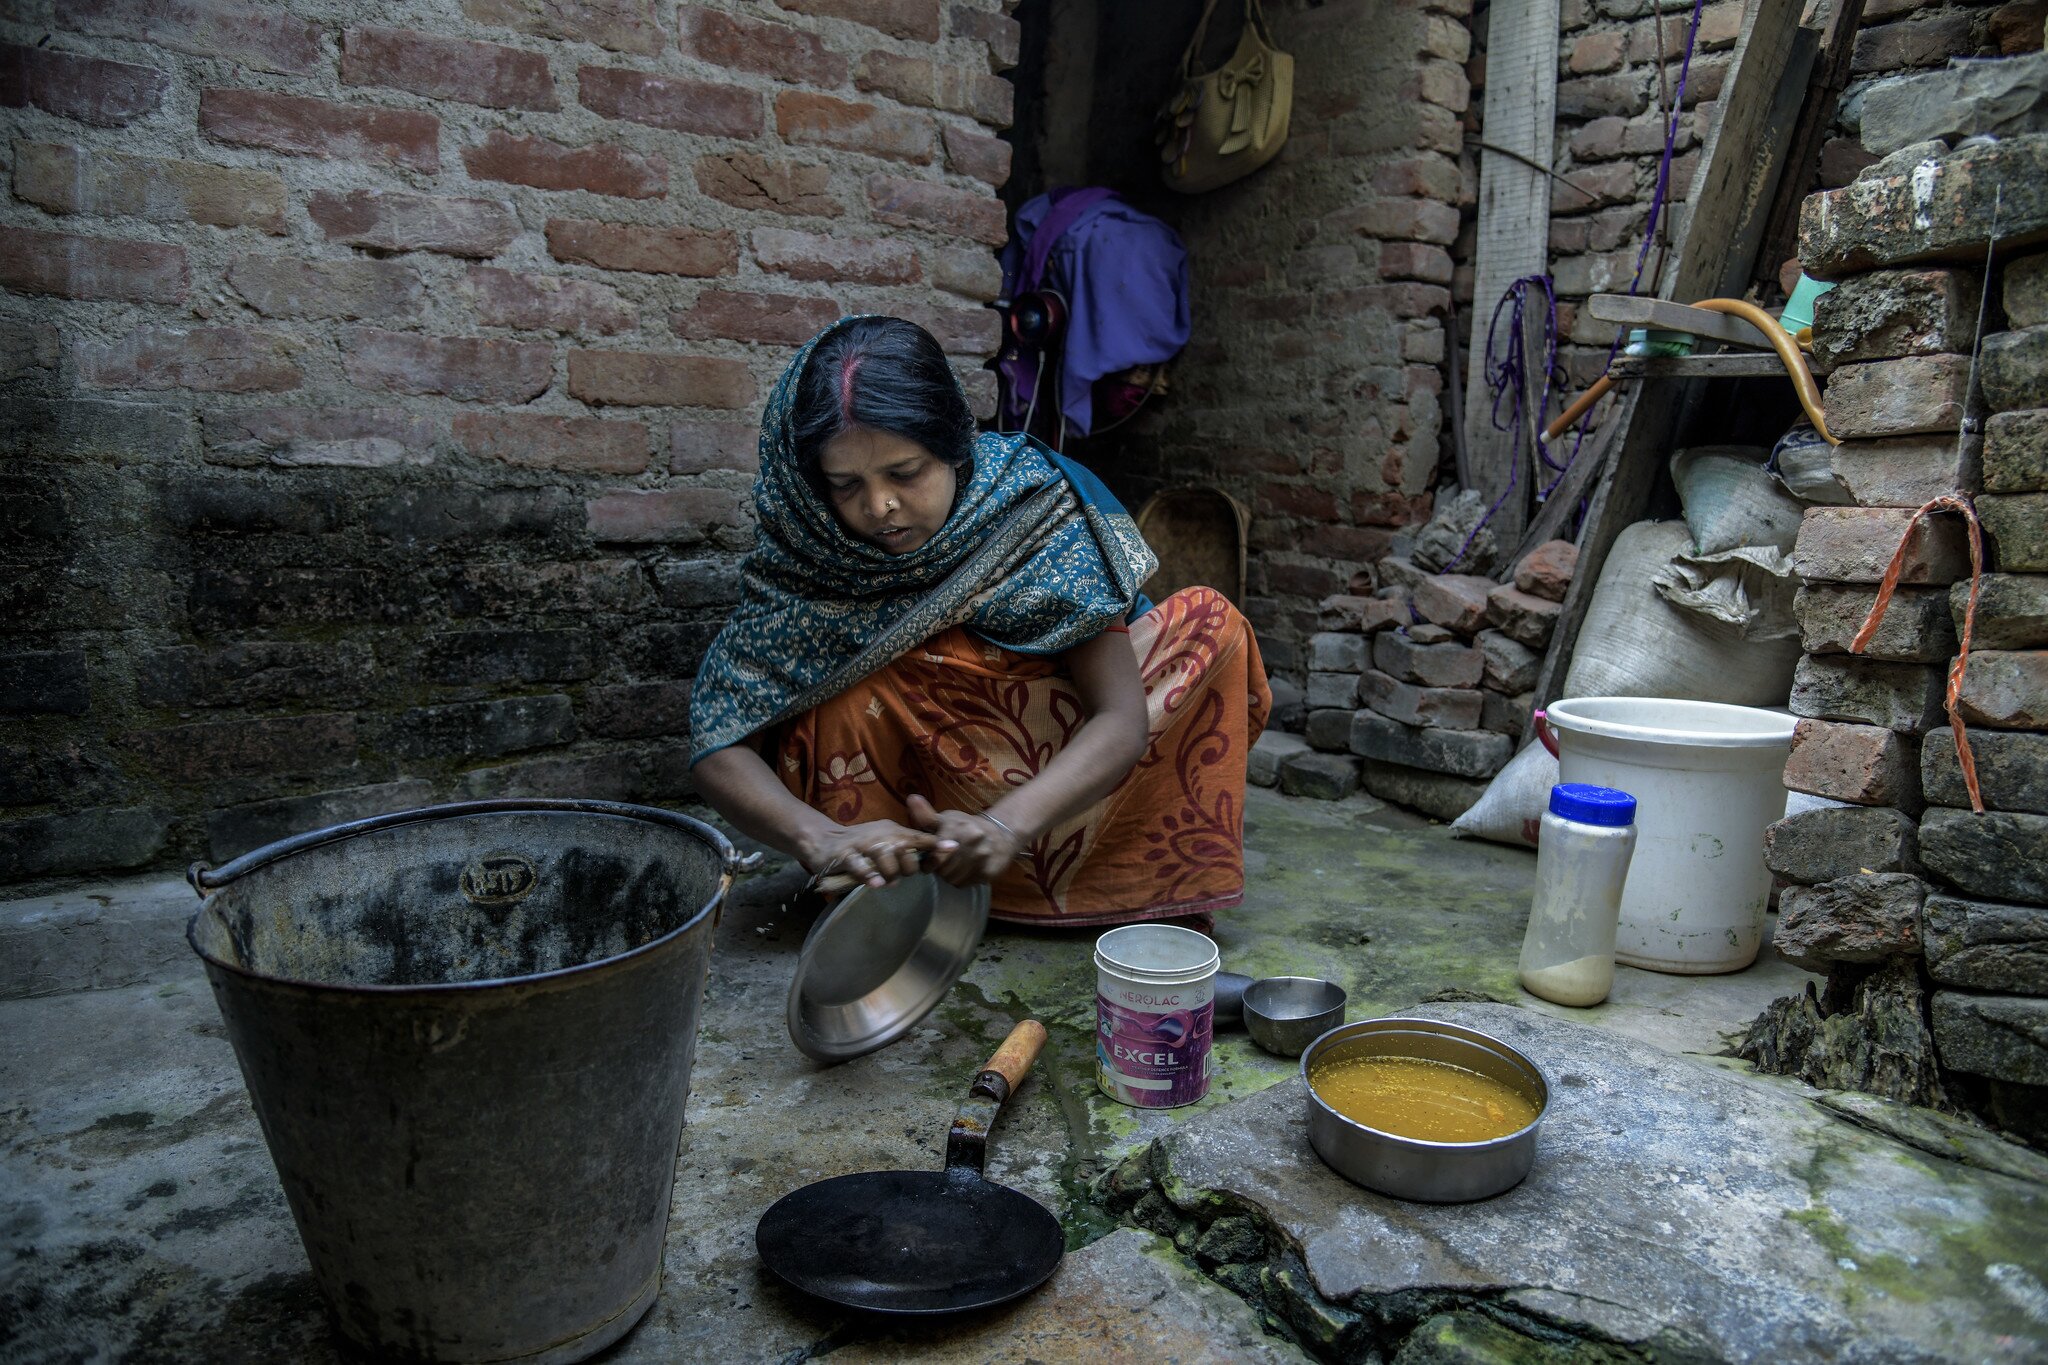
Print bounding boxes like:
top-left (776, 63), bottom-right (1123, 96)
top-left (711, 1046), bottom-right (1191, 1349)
top-left (1518, 783), bottom-right (1639, 1007)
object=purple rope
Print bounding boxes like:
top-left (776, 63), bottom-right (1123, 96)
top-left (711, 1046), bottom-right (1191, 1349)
top-left (1444, 273), bottom-right (1558, 571)
top-left (1543, 0), bottom-right (1707, 510)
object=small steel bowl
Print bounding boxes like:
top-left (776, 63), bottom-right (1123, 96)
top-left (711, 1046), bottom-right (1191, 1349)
top-left (1300, 1017), bottom-right (1550, 1203)
top-left (1242, 976), bottom-right (1347, 1056)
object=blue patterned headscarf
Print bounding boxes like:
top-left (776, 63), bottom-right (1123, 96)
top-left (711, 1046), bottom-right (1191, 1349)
top-left (688, 317), bottom-right (1158, 761)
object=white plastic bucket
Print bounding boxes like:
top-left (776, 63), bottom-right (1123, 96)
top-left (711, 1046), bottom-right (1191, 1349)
top-left (1093, 924), bottom-right (1219, 1108)
top-left (1536, 698), bottom-right (1795, 975)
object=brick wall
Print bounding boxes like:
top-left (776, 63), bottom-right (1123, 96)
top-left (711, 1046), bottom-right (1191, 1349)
top-left (1456, 0), bottom-right (2020, 394)
top-left (1019, 0), bottom-right (1471, 677)
top-left (0, 0), bottom-right (1018, 886)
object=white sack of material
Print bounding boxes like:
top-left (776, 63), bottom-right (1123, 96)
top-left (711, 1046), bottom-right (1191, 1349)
top-left (1562, 520), bottom-right (1801, 707)
top-left (1651, 543), bottom-right (1800, 641)
top-left (1450, 739), bottom-right (1556, 848)
top-left (1670, 445), bottom-right (1809, 554)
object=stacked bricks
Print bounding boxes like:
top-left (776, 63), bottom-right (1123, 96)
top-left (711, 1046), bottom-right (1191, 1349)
top-left (1454, 0), bottom-right (2001, 396)
top-left (1255, 540), bottom-right (1574, 819)
top-left (1076, 0), bottom-right (1476, 680)
top-left (1766, 125), bottom-right (2048, 1140)
top-left (0, 0), bottom-right (1019, 885)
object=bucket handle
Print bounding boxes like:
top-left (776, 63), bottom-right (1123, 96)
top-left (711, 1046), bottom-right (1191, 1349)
top-left (1534, 709), bottom-right (1559, 759)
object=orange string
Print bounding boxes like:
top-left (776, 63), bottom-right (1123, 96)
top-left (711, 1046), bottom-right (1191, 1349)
top-left (1847, 495), bottom-right (1985, 814)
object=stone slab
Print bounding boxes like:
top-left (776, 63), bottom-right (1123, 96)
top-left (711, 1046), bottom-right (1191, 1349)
top-left (1983, 325), bottom-right (2048, 414)
top-left (1475, 629), bottom-right (1539, 693)
top-left (1305, 707), bottom-right (1354, 753)
top-left (1349, 709), bottom-right (1511, 779)
top-left (2008, 251), bottom-right (2048, 330)
top-left (1981, 492), bottom-right (2048, 573)
top-left (1372, 631), bottom-right (1483, 689)
top-left (1308, 670), bottom-right (1360, 710)
top-left (1280, 750), bottom-right (1362, 801)
top-left (1790, 653), bottom-right (1946, 734)
top-left (1358, 670), bottom-right (1482, 729)
top-left (1765, 804), bottom-right (1919, 884)
top-left (1307, 631), bottom-right (1370, 673)
top-left (1829, 433), bottom-right (1980, 508)
top-left (0, 874), bottom-right (196, 1000)
top-left (1923, 725), bottom-right (2048, 814)
top-left (1249, 730), bottom-right (1310, 789)
top-left (1920, 807), bottom-right (2048, 903)
top-left (1357, 759), bottom-right (1486, 823)
top-left (1783, 718), bottom-right (1921, 809)
top-left (1774, 873), bottom-right (1926, 970)
top-left (1959, 573), bottom-right (2048, 650)
top-left (1411, 574), bottom-right (1494, 636)
top-left (1859, 52), bottom-right (2048, 156)
top-left (1932, 991), bottom-right (2048, 1086)
top-left (1956, 648), bottom-right (2048, 728)
top-left (1926, 893), bottom-right (2048, 996)
top-left (1792, 506), bottom-right (1972, 586)
top-left (1799, 134), bottom-right (2048, 279)
top-left (1136, 1002), bottom-right (2048, 1363)
top-left (1985, 409), bottom-right (2048, 493)
top-left (1823, 354), bottom-right (1971, 439)
top-left (1809, 266), bottom-right (1982, 369)
top-left (1796, 583), bottom-right (1956, 663)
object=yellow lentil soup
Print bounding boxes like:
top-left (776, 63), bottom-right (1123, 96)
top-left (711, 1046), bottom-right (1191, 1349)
top-left (1308, 1053), bottom-right (1539, 1143)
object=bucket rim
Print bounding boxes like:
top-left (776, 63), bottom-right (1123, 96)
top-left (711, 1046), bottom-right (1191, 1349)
top-left (1544, 697), bottom-right (1797, 749)
top-left (185, 798), bottom-right (740, 997)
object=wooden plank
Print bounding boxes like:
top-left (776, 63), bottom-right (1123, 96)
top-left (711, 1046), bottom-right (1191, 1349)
top-left (1531, 0), bottom-right (1807, 712)
top-left (1752, 0), bottom-right (1868, 293)
top-left (1608, 351), bottom-right (1831, 380)
top-left (1507, 406), bottom-right (1625, 567)
top-left (1460, 0), bottom-right (1559, 558)
top-left (1586, 294), bottom-right (1778, 349)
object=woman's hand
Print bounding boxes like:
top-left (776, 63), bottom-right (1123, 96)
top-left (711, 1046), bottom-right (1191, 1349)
top-left (803, 818), bottom-right (948, 890)
top-left (907, 794), bottom-right (1021, 886)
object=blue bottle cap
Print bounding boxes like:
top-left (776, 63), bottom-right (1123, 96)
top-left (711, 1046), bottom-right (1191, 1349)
top-left (1548, 783), bottom-right (1636, 826)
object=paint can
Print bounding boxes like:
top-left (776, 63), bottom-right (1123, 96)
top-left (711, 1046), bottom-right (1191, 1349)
top-left (1093, 924), bottom-right (1219, 1108)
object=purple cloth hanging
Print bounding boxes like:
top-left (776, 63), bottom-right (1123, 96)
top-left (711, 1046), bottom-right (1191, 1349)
top-left (998, 189), bottom-right (1192, 437)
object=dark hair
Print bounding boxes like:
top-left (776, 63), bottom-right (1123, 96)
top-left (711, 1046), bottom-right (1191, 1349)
top-left (791, 317), bottom-right (976, 491)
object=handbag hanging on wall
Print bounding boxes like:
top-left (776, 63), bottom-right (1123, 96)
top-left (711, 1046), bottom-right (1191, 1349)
top-left (1155, 0), bottom-right (1294, 195)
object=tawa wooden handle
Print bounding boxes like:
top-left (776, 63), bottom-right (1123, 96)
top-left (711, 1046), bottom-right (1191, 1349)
top-left (980, 1019), bottom-right (1047, 1091)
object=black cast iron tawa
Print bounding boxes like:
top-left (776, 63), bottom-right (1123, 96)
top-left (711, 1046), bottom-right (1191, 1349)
top-left (755, 1019), bottom-right (1064, 1316)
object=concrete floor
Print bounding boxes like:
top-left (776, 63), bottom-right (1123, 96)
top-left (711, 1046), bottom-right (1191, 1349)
top-left (10, 785), bottom-right (2029, 1364)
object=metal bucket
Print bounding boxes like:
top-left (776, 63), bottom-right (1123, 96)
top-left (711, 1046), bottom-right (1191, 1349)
top-left (186, 799), bottom-right (751, 1364)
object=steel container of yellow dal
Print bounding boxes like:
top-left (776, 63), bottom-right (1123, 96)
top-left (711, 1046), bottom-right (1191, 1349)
top-left (1300, 1017), bottom-right (1550, 1203)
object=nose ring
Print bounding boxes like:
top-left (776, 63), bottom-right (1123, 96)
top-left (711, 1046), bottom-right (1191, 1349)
top-left (885, 498), bottom-right (898, 511)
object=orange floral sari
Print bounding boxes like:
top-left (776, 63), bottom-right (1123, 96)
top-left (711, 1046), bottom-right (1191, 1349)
top-left (771, 587), bottom-right (1270, 926)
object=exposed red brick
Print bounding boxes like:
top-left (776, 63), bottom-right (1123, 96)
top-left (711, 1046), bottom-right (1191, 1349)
top-left (1853, 12), bottom-right (1978, 73)
top-left (1403, 58), bottom-right (1468, 114)
top-left (0, 224), bottom-right (187, 304)
top-left (75, 326), bottom-right (299, 392)
top-left (568, 350), bottom-right (756, 407)
top-left (670, 419), bottom-right (759, 473)
top-left (672, 289), bottom-right (842, 344)
top-left (341, 26), bottom-right (558, 111)
top-left (462, 130), bottom-right (667, 198)
top-left (1568, 28), bottom-right (1624, 73)
top-left (202, 406), bottom-right (437, 468)
top-left (942, 124), bottom-right (1011, 186)
top-left (949, 4), bottom-right (1021, 68)
top-left (307, 189), bottom-right (519, 258)
top-left (13, 142), bottom-right (287, 234)
top-left (462, 0), bottom-right (664, 54)
top-left (226, 256), bottom-right (424, 322)
top-left (855, 49), bottom-right (1011, 126)
top-left (343, 329), bottom-right (554, 404)
top-left (466, 267), bottom-right (637, 335)
top-left (774, 0), bottom-right (942, 41)
top-left (200, 89), bottom-right (441, 173)
top-left (578, 64), bottom-right (763, 138)
top-left (452, 411), bottom-right (651, 474)
top-left (695, 151), bottom-right (842, 217)
top-left (866, 174), bottom-right (1005, 244)
top-left (930, 243), bottom-right (999, 299)
top-left (1258, 482), bottom-right (1341, 522)
top-left (1321, 281), bottom-right (1450, 319)
top-left (0, 42), bottom-right (168, 126)
top-left (1991, 1), bottom-right (2046, 54)
top-left (546, 218), bottom-right (738, 276)
top-left (776, 90), bottom-right (934, 163)
top-left (1379, 241), bottom-right (1454, 284)
top-left (750, 227), bottom-right (919, 284)
top-left (1332, 197), bottom-right (1461, 244)
top-left (1371, 155), bottom-right (1462, 201)
top-left (587, 487), bottom-right (746, 543)
top-left (679, 6), bottom-right (848, 85)
top-left (64, 0), bottom-right (323, 75)
top-left (1784, 718), bottom-right (1919, 807)
top-left (901, 302), bottom-right (998, 355)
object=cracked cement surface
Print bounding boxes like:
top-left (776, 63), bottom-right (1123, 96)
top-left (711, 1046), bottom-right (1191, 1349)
top-left (6, 787), bottom-right (2032, 1362)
